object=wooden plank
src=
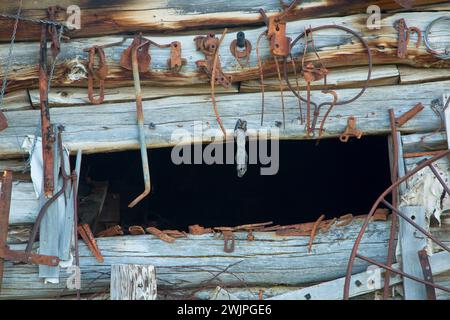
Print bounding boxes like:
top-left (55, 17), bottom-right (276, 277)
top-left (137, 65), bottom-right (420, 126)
top-left (0, 80), bottom-right (447, 158)
top-left (28, 85), bottom-right (238, 108)
top-left (1, 11), bottom-right (450, 93)
top-left (401, 132), bottom-right (447, 154)
top-left (110, 264), bottom-right (157, 300)
top-left (0, 0), bottom-right (445, 41)
top-left (0, 220), bottom-right (392, 299)
top-left (268, 251), bottom-right (450, 300)
top-left (240, 65), bottom-right (399, 93)
top-left (399, 66), bottom-right (450, 85)
top-left (399, 206), bottom-right (428, 300)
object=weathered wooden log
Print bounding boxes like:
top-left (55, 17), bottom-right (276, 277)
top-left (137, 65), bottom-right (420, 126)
top-left (0, 80), bottom-right (447, 158)
top-left (0, 220), bottom-right (393, 299)
top-left (0, 0), bottom-right (446, 41)
top-left (1, 11), bottom-right (449, 93)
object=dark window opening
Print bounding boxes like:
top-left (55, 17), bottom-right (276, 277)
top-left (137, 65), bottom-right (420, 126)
top-left (74, 137), bottom-right (392, 233)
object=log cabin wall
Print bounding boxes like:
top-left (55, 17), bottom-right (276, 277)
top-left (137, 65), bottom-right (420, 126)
top-left (0, 0), bottom-right (450, 300)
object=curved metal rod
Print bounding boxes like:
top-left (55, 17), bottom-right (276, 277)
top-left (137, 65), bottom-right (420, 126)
top-left (284, 25), bottom-right (373, 135)
top-left (343, 150), bottom-right (450, 299)
top-left (26, 127), bottom-right (71, 253)
top-left (424, 16), bottom-right (450, 60)
top-left (128, 40), bottom-right (152, 208)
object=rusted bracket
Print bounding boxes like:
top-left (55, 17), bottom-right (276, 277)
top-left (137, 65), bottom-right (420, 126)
top-left (230, 32), bottom-right (252, 68)
top-left (86, 46), bottom-right (108, 105)
top-left (195, 33), bottom-right (232, 88)
top-left (339, 116), bottom-right (363, 142)
top-left (0, 112), bottom-right (7, 132)
top-left (39, 24), bottom-right (56, 198)
top-left (47, 6), bottom-right (66, 59)
top-left (418, 249), bottom-right (437, 300)
top-left (395, 18), bottom-right (422, 59)
top-left (78, 223), bottom-right (104, 263)
top-left (222, 231), bottom-right (235, 253)
top-left (167, 41), bottom-right (186, 72)
top-left (120, 36), bottom-right (151, 72)
top-left (0, 171), bottom-right (59, 292)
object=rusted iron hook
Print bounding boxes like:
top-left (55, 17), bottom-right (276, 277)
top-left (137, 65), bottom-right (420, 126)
top-left (86, 46), bottom-right (108, 105)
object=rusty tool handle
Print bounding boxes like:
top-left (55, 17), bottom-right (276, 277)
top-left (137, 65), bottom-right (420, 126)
top-left (128, 42), bottom-right (152, 208)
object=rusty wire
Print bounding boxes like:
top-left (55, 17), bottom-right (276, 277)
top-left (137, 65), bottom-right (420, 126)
top-left (343, 150), bottom-right (450, 300)
top-left (284, 24), bottom-right (373, 137)
top-left (211, 29), bottom-right (228, 138)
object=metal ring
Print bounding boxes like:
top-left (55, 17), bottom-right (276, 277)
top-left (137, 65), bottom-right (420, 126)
top-left (424, 16), bottom-right (450, 60)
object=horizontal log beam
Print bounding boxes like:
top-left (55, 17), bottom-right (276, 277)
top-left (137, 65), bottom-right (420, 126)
top-left (0, 220), bottom-right (392, 299)
top-left (1, 11), bottom-right (449, 93)
top-left (0, 0), bottom-right (446, 41)
top-left (0, 80), bottom-right (447, 158)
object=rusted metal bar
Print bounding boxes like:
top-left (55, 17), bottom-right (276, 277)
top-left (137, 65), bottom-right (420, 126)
top-left (308, 214), bottom-right (325, 253)
top-left (395, 103), bottom-right (424, 127)
top-left (86, 46), bottom-right (108, 105)
top-left (356, 254), bottom-right (450, 293)
top-left (344, 150), bottom-right (450, 299)
top-left (78, 223), bottom-right (104, 263)
top-left (427, 163), bottom-right (450, 196)
top-left (128, 40), bottom-right (152, 209)
top-left (384, 108), bottom-right (399, 299)
top-left (1, 171), bottom-right (59, 293)
top-left (403, 151), bottom-right (443, 158)
top-left (39, 24), bottom-right (55, 198)
top-left (146, 227), bottom-right (175, 243)
top-left (418, 249), bottom-right (437, 300)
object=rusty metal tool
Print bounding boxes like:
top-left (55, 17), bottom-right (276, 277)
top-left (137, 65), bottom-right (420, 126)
top-left (308, 214), bottom-right (325, 253)
top-left (339, 116), bottom-right (362, 142)
top-left (395, 102), bottom-right (424, 127)
top-left (395, 18), bottom-right (422, 59)
top-left (146, 227), bottom-right (175, 243)
top-left (418, 249), bottom-right (437, 300)
top-left (86, 46), bottom-right (108, 105)
top-left (189, 224), bottom-right (213, 235)
top-left (128, 225), bottom-right (146, 235)
top-left (77, 223), bottom-right (104, 263)
top-left (0, 171), bottom-right (60, 292)
top-left (47, 6), bottom-right (65, 59)
top-left (230, 32), bottom-right (252, 68)
top-left (39, 23), bottom-right (56, 198)
top-left (125, 38), bottom-right (152, 208)
top-left (96, 225), bottom-right (124, 238)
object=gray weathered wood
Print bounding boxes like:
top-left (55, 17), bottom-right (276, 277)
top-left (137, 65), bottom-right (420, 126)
top-left (0, 220), bottom-right (392, 299)
top-left (0, 80), bottom-right (447, 158)
top-left (110, 264), bottom-right (157, 300)
top-left (399, 206), bottom-right (428, 300)
top-left (402, 132), bottom-right (447, 154)
top-left (268, 251), bottom-right (450, 300)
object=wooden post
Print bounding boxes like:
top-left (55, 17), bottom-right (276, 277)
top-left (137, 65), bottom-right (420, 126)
top-left (110, 264), bottom-right (156, 300)
top-left (399, 206), bottom-right (428, 300)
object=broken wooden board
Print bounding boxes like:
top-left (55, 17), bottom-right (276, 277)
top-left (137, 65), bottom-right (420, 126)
top-left (1, 11), bottom-right (450, 93)
top-left (0, 80), bottom-right (447, 158)
top-left (0, 0), bottom-right (445, 41)
top-left (0, 220), bottom-right (392, 299)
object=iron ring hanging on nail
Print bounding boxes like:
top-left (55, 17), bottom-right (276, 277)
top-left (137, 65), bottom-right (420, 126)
top-left (424, 16), bottom-right (450, 60)
top-left (284, 24), bottom-right (373, 137)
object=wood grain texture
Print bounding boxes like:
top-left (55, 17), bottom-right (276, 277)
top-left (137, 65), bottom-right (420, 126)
top-left (1, 11), bottom-right (449, 94)
top-left (0, 0), bottom-right (446, 41)
top-left (110, 264), bottom-right (156, 300)
top-left (0, 80), bottom-right (447, 158)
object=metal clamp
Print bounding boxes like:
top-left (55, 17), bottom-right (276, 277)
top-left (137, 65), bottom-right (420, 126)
top-left (339, 116), bottom-right (363, 142)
